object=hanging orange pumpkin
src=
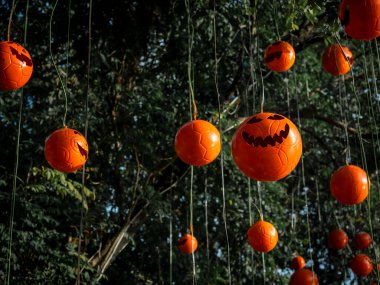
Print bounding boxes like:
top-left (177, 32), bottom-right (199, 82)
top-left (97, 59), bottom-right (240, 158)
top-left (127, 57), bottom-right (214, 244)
top-left (353, 232), bottom-right (372, 250)
top-left (291, 256), bottom-right (306, 271)
top-left (322, 44), bottom-right (353, 76)
top-left (231, 112), bottom-right (302, 181)
top-left (330, 165), bottom-right (369, 205)
top-left (45, 127), bottom-right (88, 173)
top-left (339, 0), bottom-right (380, 41)
top-left (0, 41), bottom-right (33, 91)
top-left (289, 269), bottom-right (319, 285)
top-left (264, 41), bottom-right (295, 72)
top-left (178, 234), bottom-right (198, 254)
top-left (247, 220), bottom-right (278, 253)
top-left (328, 229), bottom-right (348, 250)
top-left (350, 254), bottom-right (373, 276)
top-left (175, 120), bottom-right (221, 166)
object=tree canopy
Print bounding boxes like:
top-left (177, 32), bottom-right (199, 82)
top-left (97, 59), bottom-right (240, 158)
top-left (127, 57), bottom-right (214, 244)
top-left (1, 0), bottom-right (380, 284)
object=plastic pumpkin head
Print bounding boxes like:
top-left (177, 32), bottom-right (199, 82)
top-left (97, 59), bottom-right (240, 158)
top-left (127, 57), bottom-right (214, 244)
top-left (339, 0), bottom-right (380, 41)
top-left (0, 41), bottom-right (33, 91)
top-left (247, 220), bottom-right (278, 253)
top-left (231, 112), bottom-right (302, 181)
top-left (322, 44), bottom-right (353, 76)
top-left (175, 120), bottom-right (221, 166)
top-left (291, 256), bottom-right (306, 271)
top-left (330, 165), bottom-right (369, 205)
top-left (353, 232), bottom-right (372, 250)
top-left (350, 254), bottom-right (373, 276)
top-left (328, 229), bottom-right (348, 250)
top-left (289, 269), bottom-right (319, 285)
top-left (178, 234), bottom-right (198, 254)
top-left (44, 127), bottom-right (88, 173)
top-left (264, 41), bottom-right (295, 72)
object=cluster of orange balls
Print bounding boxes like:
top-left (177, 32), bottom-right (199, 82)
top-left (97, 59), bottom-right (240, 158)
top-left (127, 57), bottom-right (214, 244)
top-left (1, 0), bottom-right (380, 282)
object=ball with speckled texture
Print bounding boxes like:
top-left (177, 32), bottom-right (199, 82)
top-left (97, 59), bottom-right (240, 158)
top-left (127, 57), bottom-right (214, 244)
top-left (247, 220), bottom-right (278, 253)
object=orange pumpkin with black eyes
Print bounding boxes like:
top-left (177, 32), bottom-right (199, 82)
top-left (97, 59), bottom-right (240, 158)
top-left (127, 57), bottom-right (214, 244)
top-left (45, 127), bottom-right (89, 173)
top-left (231, 112), bottom-right (302, 181)
top-left (264, 41), bottom-right (295, 72)
top-left (0, 41), bottom-right (33, 91)
top-left (178, 234), bottom-right (198, 254)
top-left (322, 44), bottom-right (353, 76)
top-left (339, 0), bottom-right (380, 41)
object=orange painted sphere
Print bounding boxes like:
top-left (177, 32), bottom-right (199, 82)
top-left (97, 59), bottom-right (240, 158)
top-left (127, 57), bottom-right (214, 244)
top-left (247, 220), bottom-right (278, 253)
top-left (291, 256), bottom-right (306, 271)
top-left (322, 44), bottom-right (353, 76)
top-left (44, 127), bottom-right (89, 173)
top-left (0, 41), bottom-right (33, 91)
top-left (353, 232), bottom-right (372, 250)
top-left (178, 234), bottom-right (198, 254)
top-left (328, 229), bottom-right (348, 250)
top-left (289, 269), bottom-right (319, 285)
top-left (175, 120), bottom-right (221, 166)
top-left (350, 254), bottom-right (373, 277)
top-left (264, 41), bottom-right (295, 72)
top-left (330, 165), bottom-right (369, 205)
top-left (231, 112), bottom-right (302, 181)
top-left (339, 0), bottom-right (380, 41)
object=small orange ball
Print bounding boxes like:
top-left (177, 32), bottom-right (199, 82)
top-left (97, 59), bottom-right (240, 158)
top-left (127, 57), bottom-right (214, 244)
top-left (350, 254), bottom-right (373, 277)
top-left (353, 232), bottom-right (372, 250)
top-left (44, 127), bottom-right (89, 173)
top-left (178, 234), bottom-right (198, 254)
top-left (175, 120), bottom-right (221, 166)
top-left (264, 41), bottom-right (295, 72)
top-left (291, 256), bottom-right (306, 271)
top-left (330, 165), bottom-right (369, 205)
top-left (328, 229), bottom-right (348, 250)
top-left (231, 112), bottom-right (302, 181)
top-left (247, 220), bottom-right (278, 253)
top-left (289, 269), bottom-right (319, 285)
top-left (322, 44), bottom-right (353, 76)
top-left (0, 41), bottom-right (33, 91)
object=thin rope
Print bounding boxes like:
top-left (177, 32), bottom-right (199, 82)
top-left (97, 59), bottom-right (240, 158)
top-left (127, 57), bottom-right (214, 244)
top-left (6, 1), bottom-right (29, 284)
top-left (184, 0), bottom-right (197, 120)
top-left (213, 1), bottom-right (231, 283)
top-left (65, 0), bottom-right (72, 89)
top-left (361, 42), bottom-right (380, 284)
top-left (76, 0), bottom-right (92, 283)
top-left (271, 0), bottom-right (281, 41)
top-left (7, 0), bottom-right (16, 41)
top-left (189, 166), bottom-right (197, 285)
top-left (204, 173), bottom-right (210, 277)
top-left (49, 0), bottom-right (69, 127)
top-left (169, 186), bottom-right (173, 285)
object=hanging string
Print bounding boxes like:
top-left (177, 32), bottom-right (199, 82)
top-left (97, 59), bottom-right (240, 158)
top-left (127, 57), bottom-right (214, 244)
top-left (213, 1), bottom-right (232, 283)
top-left (49, 0), bottom-right (69, 127)
top-left (6, 0), bottom-right (16, 41)
top-left (184, 0), bottom-right (197, 120)
top-left (65, 0), bottom-right (72, 89)
top-left (76, 0), bottom-right (93, 283)
top-left (361, 42), bottom-right (380, 283)
top-left (189, 167), bottom-right (197, 285)
top-left (169, 186), bottom-right (173, 285)
top-left (271, 0), bottom-right (281, 41)
top-left (6, 1), bottom-right (29, 284)
top-left (203, 173), bottom-right (210, 277)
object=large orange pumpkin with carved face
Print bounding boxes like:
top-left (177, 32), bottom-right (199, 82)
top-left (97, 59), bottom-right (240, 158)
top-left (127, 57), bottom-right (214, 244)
top-left (322, 44), bottom-right (353, 76)
top-left (330, 165), bottom-right (369, 205)
top-left (45, 127), bottom-right (89, 173)
top-left (339, 0), bottom-right (380, 41)
top-left (0, 41), bottom-right (33, 91)
top-left (231, 113), bottom-right (302, 181)
top-left (264, 41), bottom-right (295, 72)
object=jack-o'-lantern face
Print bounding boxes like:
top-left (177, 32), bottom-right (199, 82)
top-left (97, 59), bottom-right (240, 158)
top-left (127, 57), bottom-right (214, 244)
top-left (231, 112), bottom-right (302, 181)
top-left (264, 41), bottom-right (295, 72)
top-left (44, 127), bottom-right (89, 173)
top-left (339, 0), bottom-right (380, 41)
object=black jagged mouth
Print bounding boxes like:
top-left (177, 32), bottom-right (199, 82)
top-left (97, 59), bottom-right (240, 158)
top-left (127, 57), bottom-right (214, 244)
top-left (242, 124), bottom-right (290, 147)
top-left (10, 46), bottom-right (33, 67)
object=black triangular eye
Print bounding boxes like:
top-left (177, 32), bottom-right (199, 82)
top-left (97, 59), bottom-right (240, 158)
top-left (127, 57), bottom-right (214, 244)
top-left (267, 115), bottom-right (284, 120)
top-left (247, 116), bottom-right (263, 124)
